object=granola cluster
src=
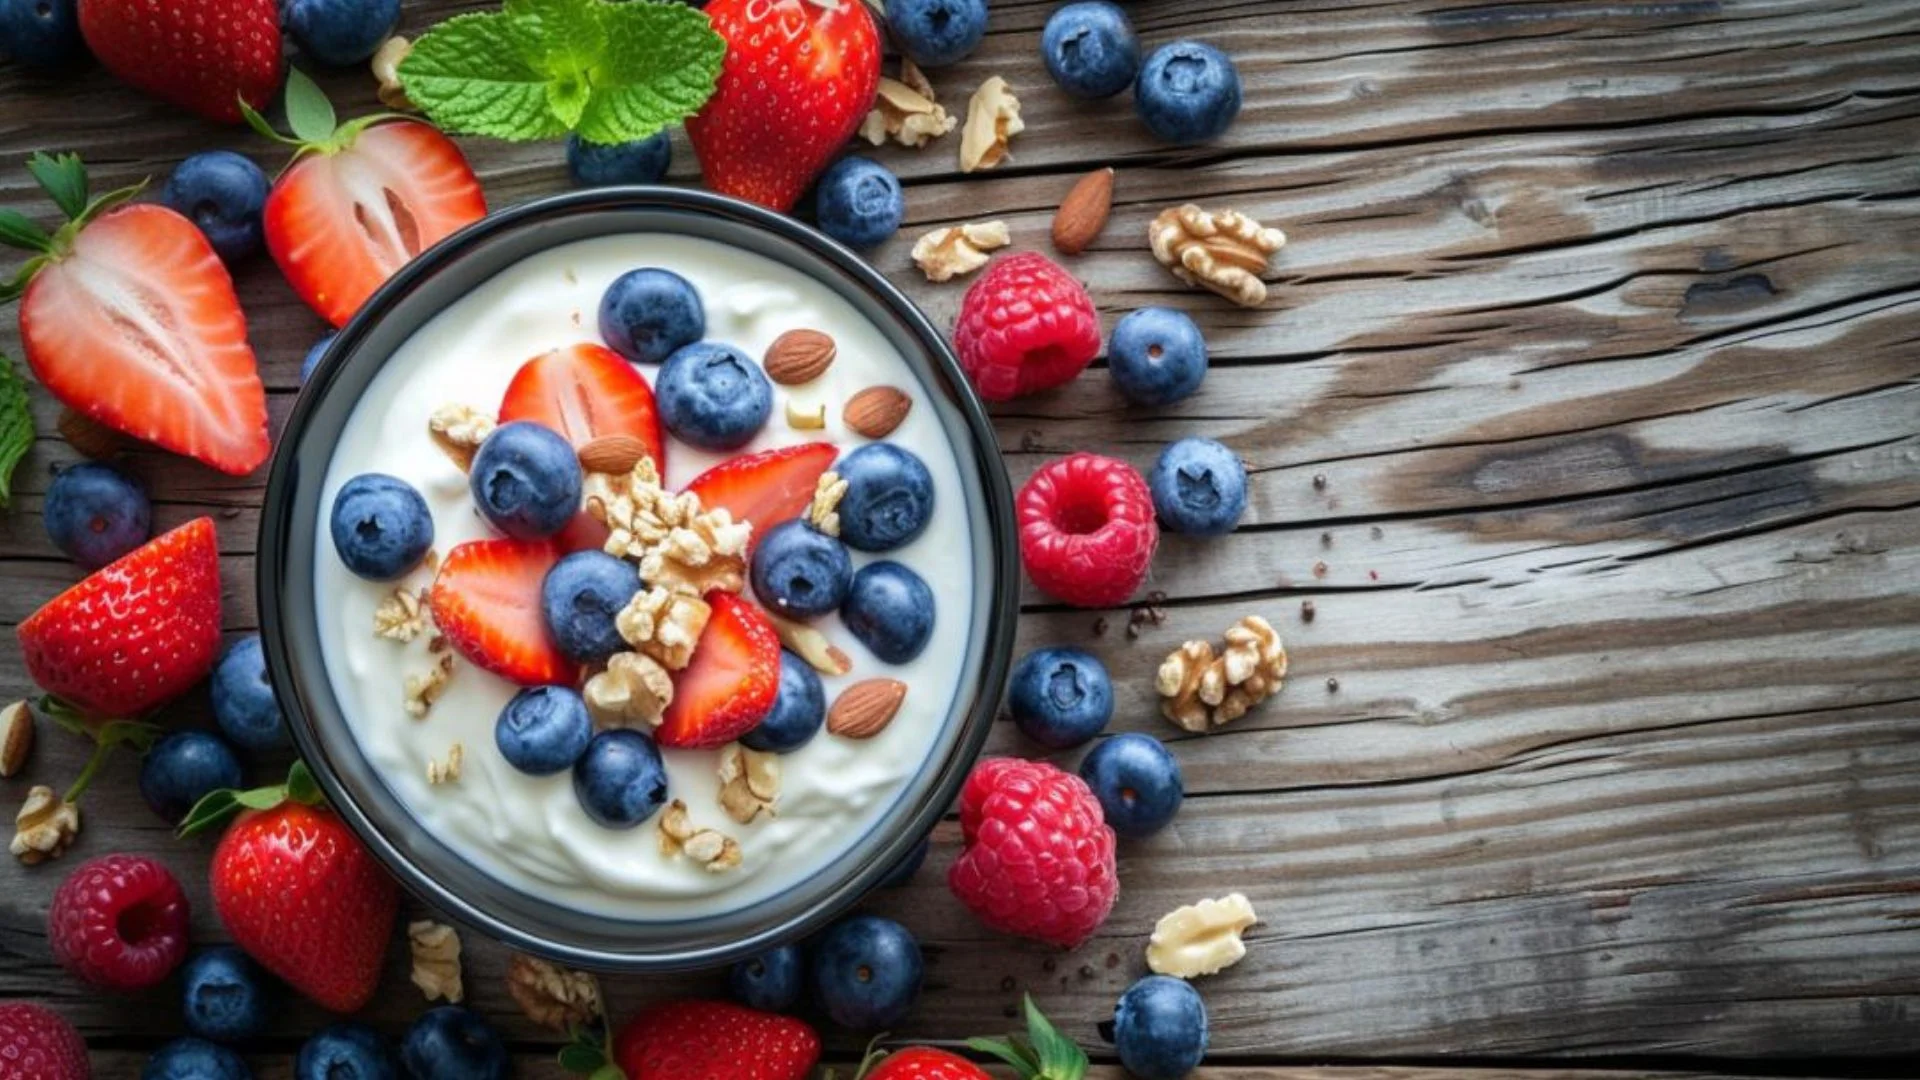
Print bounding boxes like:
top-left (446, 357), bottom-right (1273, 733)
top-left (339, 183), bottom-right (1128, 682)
top-left (657, 799), bottom-right (742, 873)
top-left (583, 458), bottom-right (750, 596)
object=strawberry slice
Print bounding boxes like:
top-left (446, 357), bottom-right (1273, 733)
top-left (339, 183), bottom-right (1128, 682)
top-left (657, 593), bottom-right (780, 749)
top-left (684, 443), bottom-right (838, 541)
top-left (500, 344), bottom-right (667, 472)
top-left (429, 538), bottom-right (577, 687)
top-left (5, 154), bottom-right (270, 476)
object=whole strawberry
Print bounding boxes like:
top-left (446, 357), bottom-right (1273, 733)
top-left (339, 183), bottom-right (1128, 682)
top-left (856, 996), bottom-right (1090, 1080)
top-left (687, 0), bottom-right (881, 210)
top-left (77, 0), bottom-right (282, 124)
top-left (0, 1003), bottom-right (90, 1079)
top-left (948, 758), bottom-right (1118, 948)
top-left (864, 1048), bottom-right (993, 1079)
top-left (608, 1000), bottom-right (820, 1080)
top-left (953, 252), bottom-right (1102, 401)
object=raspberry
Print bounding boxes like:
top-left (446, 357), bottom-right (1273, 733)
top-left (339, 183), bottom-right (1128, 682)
top-left (947, 757), bottom-right (1118, 948)
top-left (952, 252), bottom-right (1102, 401)
top-left (0, 1003), bottom-right (90, 1079)
top-left (1017, 453), bottom-right (1159, 607)
top-left (48, 854), bottom-right (191, 992)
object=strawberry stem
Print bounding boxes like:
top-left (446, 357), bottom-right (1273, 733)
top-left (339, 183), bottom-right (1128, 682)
top-left (0, 153), bottom-right (147, 303)
top-left (35, 698), bottom-right (163, 805)
top-left (557, 1021), bottom-right (623, 1079)
top-left (241, 67), bottom-right (410, 171)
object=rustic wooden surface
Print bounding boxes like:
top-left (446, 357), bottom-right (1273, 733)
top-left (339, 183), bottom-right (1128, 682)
top-left (3, 0), bottom-right (1919, 1076)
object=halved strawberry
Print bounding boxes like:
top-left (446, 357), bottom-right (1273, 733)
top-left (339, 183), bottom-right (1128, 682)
top-left (4, 154), bottom-right (270, 476)
top-left (657, 593), bottom-right (780, 749)
top-left (684, 443), bottom-right (838, 541)
top-left (500, 344), bottom-right (666, 472)
top-left (429, 538), bottom-right (576, 687)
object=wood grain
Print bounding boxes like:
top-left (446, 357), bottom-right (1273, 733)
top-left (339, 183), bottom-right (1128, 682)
top-left (2, 0), bottom-right (1918, 1070)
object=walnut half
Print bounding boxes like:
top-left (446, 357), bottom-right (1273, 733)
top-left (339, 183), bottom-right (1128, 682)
top-left (911, 220), bottom-right (1011, 283)
top-left (408, 920), bottom-right (464, 1003)
top-left (658, 799), bottom-right (742, 873)
top-left (1149, 204), bottom-right (1287, 307)
top-left (1156, 615), bottom-right (1288, 731)
top-left (718, 744), bottom-right (780, 825)
top-left (1147, 893), bottom-right (1259, 978)
top-left (585, 651), bottom-right (675, 729)
top-left (11, 785), bottom-right (78, 865)
top-left (615, 586), bottom-right (711, 671)
top-left (507, 953), bottom-right (602, 1032)
top-left (860, 60), bottom-right (957, 149)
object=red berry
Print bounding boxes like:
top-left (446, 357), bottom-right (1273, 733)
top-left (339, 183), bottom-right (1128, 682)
top-left (867, 1047), bottom-right (992, 1080)
top-left (614, 999), bottom-right (821, 1080)
top-left (77, 0), bottom-right (281, 124)
top-left (947, 758), bottom-right (1118, 949)
top-left (0, 1003), bottom-right (90, 1079)
top-left (952, 253), bottom-right (1102, 401)
top-left (1017, 453), bottom-right (1158, 608)
top-left (47, 855), bottom-right (191, 992)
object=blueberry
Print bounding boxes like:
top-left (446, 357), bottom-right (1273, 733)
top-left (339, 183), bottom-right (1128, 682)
top-left (655, 341), bottom-right (773, 451)
top-left (330, 473), bottom-right (434, 580)
top-left (567, 131), bottom-right (672, 187)
top-left (160, 151), bottom-right (270, 264)
top-left (1109, 307), bottom-right (1208, 406)
top-left (841, 561), bottom-right (934, 664)
top-left (211, 635), bottom-right (288, 751)
top-left (541, 550), bottom-right (641, 663)
top-left (1079, 732), bottom-right (1184, 837)
top-left (400, 1006), bottom-right (508, 1080)
top-left (1007, 646), bottom-right (1113, 749)
top-left (835, 442), bottom-right (934, 552)
top-left (1113, 975), bottom-right (1208, 1079)
top-left (599, 267), bottom-right (704, 364)
top-left (180, 946), bottom-right (272, 1042)
top-left (741, 649), bottom-right (826, 754)
top-left (284, 0), bottom-right (402, 67)
top-left (1135, 41), bottom-right (1242, 144)
top-left (1149, 438), bottom-right (1247, 536)
top-left (879, 835), bottom-right (930, 888)
top-left (1042, 1), bottom-right (1140, 99)
top-left (750, 521), bottom-right (853, 619)
top-left (810, 914), bottom-right (923, 1031)
top-left (470, 421), bottom-right (583, 540)
top-left (301, 332), bottom-right (336, 385)
top-left (139, 731), bottom-right (243, 824)
top-left (297, 1023), bottom-right (399, 1080)
top-left (728, 944), bottom-right (804, 1013)
top-left (43, 462), bottom-right (151, 570)
top-left (814, 157), bottom-right (905, 250)
top-left (885, 0), bottom-right (986, 68)
top-left (574, 728), bottom-right (669, 829)
top-left (0, 0), bottom-right (83, 72)
top-left (496, 686), bottom-right (594, 776)
top-left (143, 1037), bottom-right (251, 1080)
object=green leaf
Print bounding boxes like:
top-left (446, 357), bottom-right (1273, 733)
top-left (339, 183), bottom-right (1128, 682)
top-left (399, 11), bottom-right (571, 142)
top-left (98, 720), bottom-right (163, 755)
top-left (967, 1037), bottom-right (1041, 1076)
top-left (284, 67), bottom-right (340, 145)
top-left (1023, 995), bottom-right (1089, 1079)
top-left (0, 209), bottom-right (53, 252)
top-left (26, 152), bottom-right (88, 221)
top-left (178, 790), bottom-right (242, 838)
top-left (547, 72), bottom-right (593, 128)
top-left (576, 0), bottom-right (724, 146)
top-left (287, 759), bottom-right (324, 806)
top-left (556, 1022), bottom-right (614, 1077)
top-left (0, 357), bottom-right (31, 508)
top-left (35, 695), bottom-right (92, 737)
top-left (507, 0), bottom-right (605, 76)
top-left (234, 786), bottom-right (291, 810)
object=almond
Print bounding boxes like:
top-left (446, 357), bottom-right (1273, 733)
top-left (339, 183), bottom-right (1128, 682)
top-left (764, 329), bottom-right (836, 385)
top-left (844, 386), bottom-right (912, 439)
top-left (578, 434), bottom-right (651, 475)
top-left (1052, 167), bottom-right (1115, 256)
top-left (828, 679), bottom-right (907, 739)
top-left (58, 408), bottom-right (126, 460)
top-left (0, 701), bottom-right (32, 779)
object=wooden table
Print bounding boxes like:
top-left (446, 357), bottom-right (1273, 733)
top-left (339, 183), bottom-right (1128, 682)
top-left (3, 0), bottom-right (1917, 1076)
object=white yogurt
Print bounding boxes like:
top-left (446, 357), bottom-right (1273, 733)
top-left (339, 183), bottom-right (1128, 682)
top-left (313, 234), bottom-right (975, 919)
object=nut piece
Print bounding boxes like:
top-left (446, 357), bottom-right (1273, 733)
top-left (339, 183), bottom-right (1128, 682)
top-left (911, 220), bottom-right (1012, 283)
top-left (718, 744), bottom-right (780, 825)
top-left (860, 61), bottom-right (958, 149)
top-left (585, 651), bottom-right (675, 728)
top-left (1053, 167), bottom-right (1115, 256)
top-left (764, 329), bottom-right (837, 385)
top-left (806, 471), bottom-right (848, 538)
top-left (1156, 616), bottom-right (1288, 732)
top-left (615, 587), bottom-right (711, 671)
top-left (408, 920), bottom-right (464, 1003)
top-left (1147, 894), bottom-right (1259, 978)
top-left (374, 587), bottom-right (429, 643)
top-left (58, 408), bottom-right (127, 460)
top-left (426, 743), bottom-right (464, 785)
top-left (404, 653), bottom-right (455, 719)
top-left (372, 35), bottom-right (415, 111)
top-left (786, 401), bottom-right (827, 431)
top-left (843, 386), bottom-right (912, 440)
top-left (578, 434), bottom-right (652, 475)
top-left (0, 701), bottom-right (34, 779)
top-left (1149, 204), bottom-right (1287, 308)
top-left (960, 76), bottom-right (1025, 172)
top-left (828, 679), bottom-right (907, 739)
top-left (507, 953), bottom-right (602, 1032)
top-left (11, 786), bottom-right (79, 865)
top-left (765, 609), bottom-right (854, 677)
top-left (428, 404), bottom-right (496, 472)
top-left (658, 799), bottom-right (743, 872)
top-left (584, 458), bottom-right (750, 596)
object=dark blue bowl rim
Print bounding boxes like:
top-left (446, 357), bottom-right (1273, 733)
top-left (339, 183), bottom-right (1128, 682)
top-left (258, 186), bottom-right (1019, 971)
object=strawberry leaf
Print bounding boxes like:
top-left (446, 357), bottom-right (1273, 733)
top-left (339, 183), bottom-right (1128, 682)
top-left (178, 790), bottom-right (243, 837)
top-left (399, 11), bottom-right (570, 142)
top-left (284, 67), bottom-right (340, 146)
top-left (577, 0), bottom-right (724, 146)
top-left (968, 997), bottom-right (1088, 1080)
top-left (287, 759), bottom-right (324, 805)
top-left (0, 209), bottom-right (53, 253)
top-left (0, 356), bottom-right (31, 508)
top-left (25, 152), bottom-right (88, 221)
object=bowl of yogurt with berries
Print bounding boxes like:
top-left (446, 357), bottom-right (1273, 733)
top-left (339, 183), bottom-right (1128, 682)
top-left (259, 188), bottom-right (1017, 970)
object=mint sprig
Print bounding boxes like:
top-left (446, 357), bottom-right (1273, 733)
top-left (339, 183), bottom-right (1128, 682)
top-left (398, 0), bottom-right (724, 146)
top-left (0, 356), bottom-right (31, 508)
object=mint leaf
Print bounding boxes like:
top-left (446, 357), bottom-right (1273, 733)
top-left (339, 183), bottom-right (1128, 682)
top-left (507, 0), bottom-right (604, 74)
top-left (284, 67), bottom-right (339, 146)
top-left (400, 11), bottom-right (572, 142)
top-left (26, 152), bottom-right (88, 221)
top-left (0, 357), bottom-right (31, 508)
top-left (577, 0), bottom-right (724, 146)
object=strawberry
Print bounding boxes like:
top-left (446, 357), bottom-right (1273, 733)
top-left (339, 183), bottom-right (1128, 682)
top-left (77, 0), bottom-right (282, 125)
top-left (686, 0), bottom-right (882, 211)
top-left (431, 538), bottom-right (577, 687)
top-left (684, 442), bottom-right (838, 542)
top-left (185, 763), bottom-right (399, 1014)
top-left (18, 518), bottom-right (222, 718)
top-left (3, 154), bottom-right (271, 476)
top-left (248, 71), bottom-right (486, 328)
top-left (657, 593), bottom-right (780, 749)
top-left (500, 343), bottom-right (666, 471)
top-left (864, 1048), bottom-right (994, 1079)
top-left (611, 1000), bottom-right (820, 1080)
